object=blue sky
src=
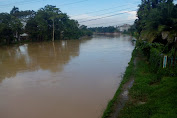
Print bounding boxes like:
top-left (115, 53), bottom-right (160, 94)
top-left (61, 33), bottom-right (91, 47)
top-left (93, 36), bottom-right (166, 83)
top-left (0, 0), bottom-right (141, 27)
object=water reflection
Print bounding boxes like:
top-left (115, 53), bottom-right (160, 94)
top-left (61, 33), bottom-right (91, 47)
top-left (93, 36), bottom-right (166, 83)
top-left (0, 40), bottom-right (82, 82)
top-left (0, 35), bottom-right (134, 118)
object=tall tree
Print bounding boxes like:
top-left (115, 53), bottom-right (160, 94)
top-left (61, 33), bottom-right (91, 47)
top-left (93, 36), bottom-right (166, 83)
top-left (0, 13), bottom-right (22, 44)
top-left (25, 5), bottom-right (88, 41)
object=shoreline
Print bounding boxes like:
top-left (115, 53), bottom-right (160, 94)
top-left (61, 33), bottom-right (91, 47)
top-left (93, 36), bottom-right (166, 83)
top-left (0, 35), bottom-right (93, 47)
top-left (93, 32), bottom-right (121, 35)
top-left (102, 49), bottom-right (177, 118)
top-left (102, 49), bottom-right (136, 118)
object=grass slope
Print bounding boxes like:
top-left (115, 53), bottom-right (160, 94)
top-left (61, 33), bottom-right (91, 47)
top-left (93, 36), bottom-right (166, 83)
top-left (102, 50), bottom-right (136, 118)
top-left (118, 51), bottom-right (177, 118)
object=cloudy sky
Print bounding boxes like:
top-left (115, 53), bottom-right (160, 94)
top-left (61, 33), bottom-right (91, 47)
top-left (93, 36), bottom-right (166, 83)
top-left (0, 0), bottom-right (141, 27)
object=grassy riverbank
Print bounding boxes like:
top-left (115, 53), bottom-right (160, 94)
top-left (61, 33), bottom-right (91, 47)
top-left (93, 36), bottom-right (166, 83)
top-left (102, 50), bottom-right (136, 118)
top-left (102, 49), bottom-right (177, 118)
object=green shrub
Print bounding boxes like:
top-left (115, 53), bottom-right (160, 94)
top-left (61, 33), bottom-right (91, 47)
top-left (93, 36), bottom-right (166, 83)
top-left (149, 48), bottom-right (163, 72)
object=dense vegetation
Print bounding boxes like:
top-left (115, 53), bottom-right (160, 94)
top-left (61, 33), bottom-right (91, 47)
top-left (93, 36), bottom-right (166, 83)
top-left (131, 0), bottom-right (177, 74)
top-left (102, 43), bottom-right (177, 118)
top-left (103, 1), bottom-right (177, 117)
top-left (88, 26), bottom-right (119, 33)
top-left (133, 0), bottom-right (177, 51)
top-left (118, 49), bottom-right (177, 118)
top-left (0, 5), bottom-right (92, 45)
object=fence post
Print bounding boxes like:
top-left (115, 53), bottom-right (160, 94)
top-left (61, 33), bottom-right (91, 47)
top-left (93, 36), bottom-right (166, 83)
top-left (163, 55), bottom-right (168, 68)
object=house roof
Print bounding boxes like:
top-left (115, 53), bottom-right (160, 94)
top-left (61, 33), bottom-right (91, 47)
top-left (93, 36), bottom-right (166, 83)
top-left (20, 33), bottom-right (28, 37)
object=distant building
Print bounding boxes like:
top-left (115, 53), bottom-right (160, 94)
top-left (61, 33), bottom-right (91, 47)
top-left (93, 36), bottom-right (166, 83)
top-left (118, 24), bottom-right (131, 32)
top-left (20, 33), bottom-right (29, 40)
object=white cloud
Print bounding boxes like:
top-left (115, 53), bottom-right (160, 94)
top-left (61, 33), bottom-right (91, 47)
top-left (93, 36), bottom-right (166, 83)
top-left (70, 10), bottom-right (137, 27)
top-left (127, 11), bottom-right (137, 20)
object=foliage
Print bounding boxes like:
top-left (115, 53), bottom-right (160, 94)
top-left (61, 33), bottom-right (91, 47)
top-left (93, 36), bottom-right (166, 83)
top-left (10, 6), bottom-right (35, 21)
top-left (134, 0), bottom-right (177, 45)
top-left (25, 5), bottom-right (92, 41)
top-left (26, 5), bottom-right (78, 41)
top-left (0, 13), bottom-right (23, 44)
top-left (136, 40), bottom-right (163, 59)
top-left (0, 5), bottom-right (92, 45)
top-left (118, 51), bottom-right (177, 118)
top-left (149, 48), bottom-right (163, 72)
top-left (125, 24), bottom-right (139, 38)
top-left (80, 25), bottom-right (93, 37)
top-left (103, 47), bottom-right (177, 118)
top-left (136, 40), bottom-right (177, 77)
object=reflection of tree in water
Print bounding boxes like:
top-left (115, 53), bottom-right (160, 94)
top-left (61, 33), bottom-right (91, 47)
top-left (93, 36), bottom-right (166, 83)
top-left (0, 46), bottom-right (30, 83)
top-left (0, 40), bottom-right (82, 83)
top-left (27, 41), bottom-right (81, 72)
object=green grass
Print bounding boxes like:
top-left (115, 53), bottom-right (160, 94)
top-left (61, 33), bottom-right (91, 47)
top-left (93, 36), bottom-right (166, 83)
top-left (102, 49), bottom-right (177, 118)
top-left (118, 51), bottom-right (177, 118)
top-left (102, 50), bottom-right (137, 118)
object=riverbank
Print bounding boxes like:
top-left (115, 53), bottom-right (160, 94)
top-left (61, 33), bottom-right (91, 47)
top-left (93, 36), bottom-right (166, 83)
top-left (0, 35), bottom-right (92, 46)
top-left (93, 33), bottom-right (120, 35)
top-left (102, 50), bottom-right (136, 118)
top-left (102, 49), bottom-right (177, 118)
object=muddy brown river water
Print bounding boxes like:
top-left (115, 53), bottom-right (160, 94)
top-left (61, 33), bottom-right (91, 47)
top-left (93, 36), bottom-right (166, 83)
top-left (0, 35), bottom-right (134, 118)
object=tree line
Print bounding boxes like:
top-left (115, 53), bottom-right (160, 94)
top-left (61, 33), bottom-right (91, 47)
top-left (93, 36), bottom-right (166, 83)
top-left (88, 26), bottom-right (119, 33)
top-left (0, 5), bottom-right (92, 45)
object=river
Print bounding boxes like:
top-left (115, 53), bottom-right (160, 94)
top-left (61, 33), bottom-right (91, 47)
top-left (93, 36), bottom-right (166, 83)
top-left (0, 34), bottom-right (134, 118)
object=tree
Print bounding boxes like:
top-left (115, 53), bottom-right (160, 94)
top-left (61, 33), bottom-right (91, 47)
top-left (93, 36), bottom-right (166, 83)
top-left (88, 26), bottom-right (117, 33)
top-left (25, 5), bottom-right (88, 41)
top-left (0, 5), bottom-right (92, 45)
top-left (135, 0), bottom-right (176, 43)
top-left (10, 6), bottom-right (35, 20)
top-left (0, 13), bottom-right (22, 44)
top-left (25, 18), bottom-right (39, 41)
top-left (40, 5), bottom-right (61, 41)
top-left (10, 6), bottom-right (19, 16)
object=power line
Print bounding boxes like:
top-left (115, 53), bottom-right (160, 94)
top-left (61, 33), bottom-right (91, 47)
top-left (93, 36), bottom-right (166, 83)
top-left (0, 0), bottom-right (89, 8)
top-left (70, 1), bottom-right (139, 17)
top-left (87, 20), bottom-right (134, 28)
top-left (79, 10), bottom-right (137, 23)
top-left (0, 0), bottom-right (43, 7)
top-left (0, 0), bottom-right (35, 6)
top-left (86, 19), bottom-right (135, 27)
top-left (76, 7), bottom-right (137, 21)
top-left (57, 0), bottom-right (89, 7)
top-left (87, 20), bottom-right (135, 27)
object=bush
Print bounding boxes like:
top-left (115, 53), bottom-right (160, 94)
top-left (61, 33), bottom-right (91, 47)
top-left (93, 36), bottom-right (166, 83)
top-left (136, 41), bottom-right (177, 77)
top-left (149, 48), bottom-right (163, 72)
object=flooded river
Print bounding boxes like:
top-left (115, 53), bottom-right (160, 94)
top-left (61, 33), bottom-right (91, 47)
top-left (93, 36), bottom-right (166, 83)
top-left (0, 35), bottom-right (134, 118)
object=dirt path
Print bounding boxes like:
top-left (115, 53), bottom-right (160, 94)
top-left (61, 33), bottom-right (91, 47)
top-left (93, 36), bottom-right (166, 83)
top-left (110, 58), bottom-right (137, 118)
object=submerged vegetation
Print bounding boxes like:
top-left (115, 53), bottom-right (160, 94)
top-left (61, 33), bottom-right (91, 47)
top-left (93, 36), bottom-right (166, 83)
top-left (0, 5), bottom-right (92, 45)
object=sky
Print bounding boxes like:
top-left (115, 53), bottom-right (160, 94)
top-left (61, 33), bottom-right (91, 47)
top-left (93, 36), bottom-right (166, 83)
top-left (0, 0), bottom-right (141, 27)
